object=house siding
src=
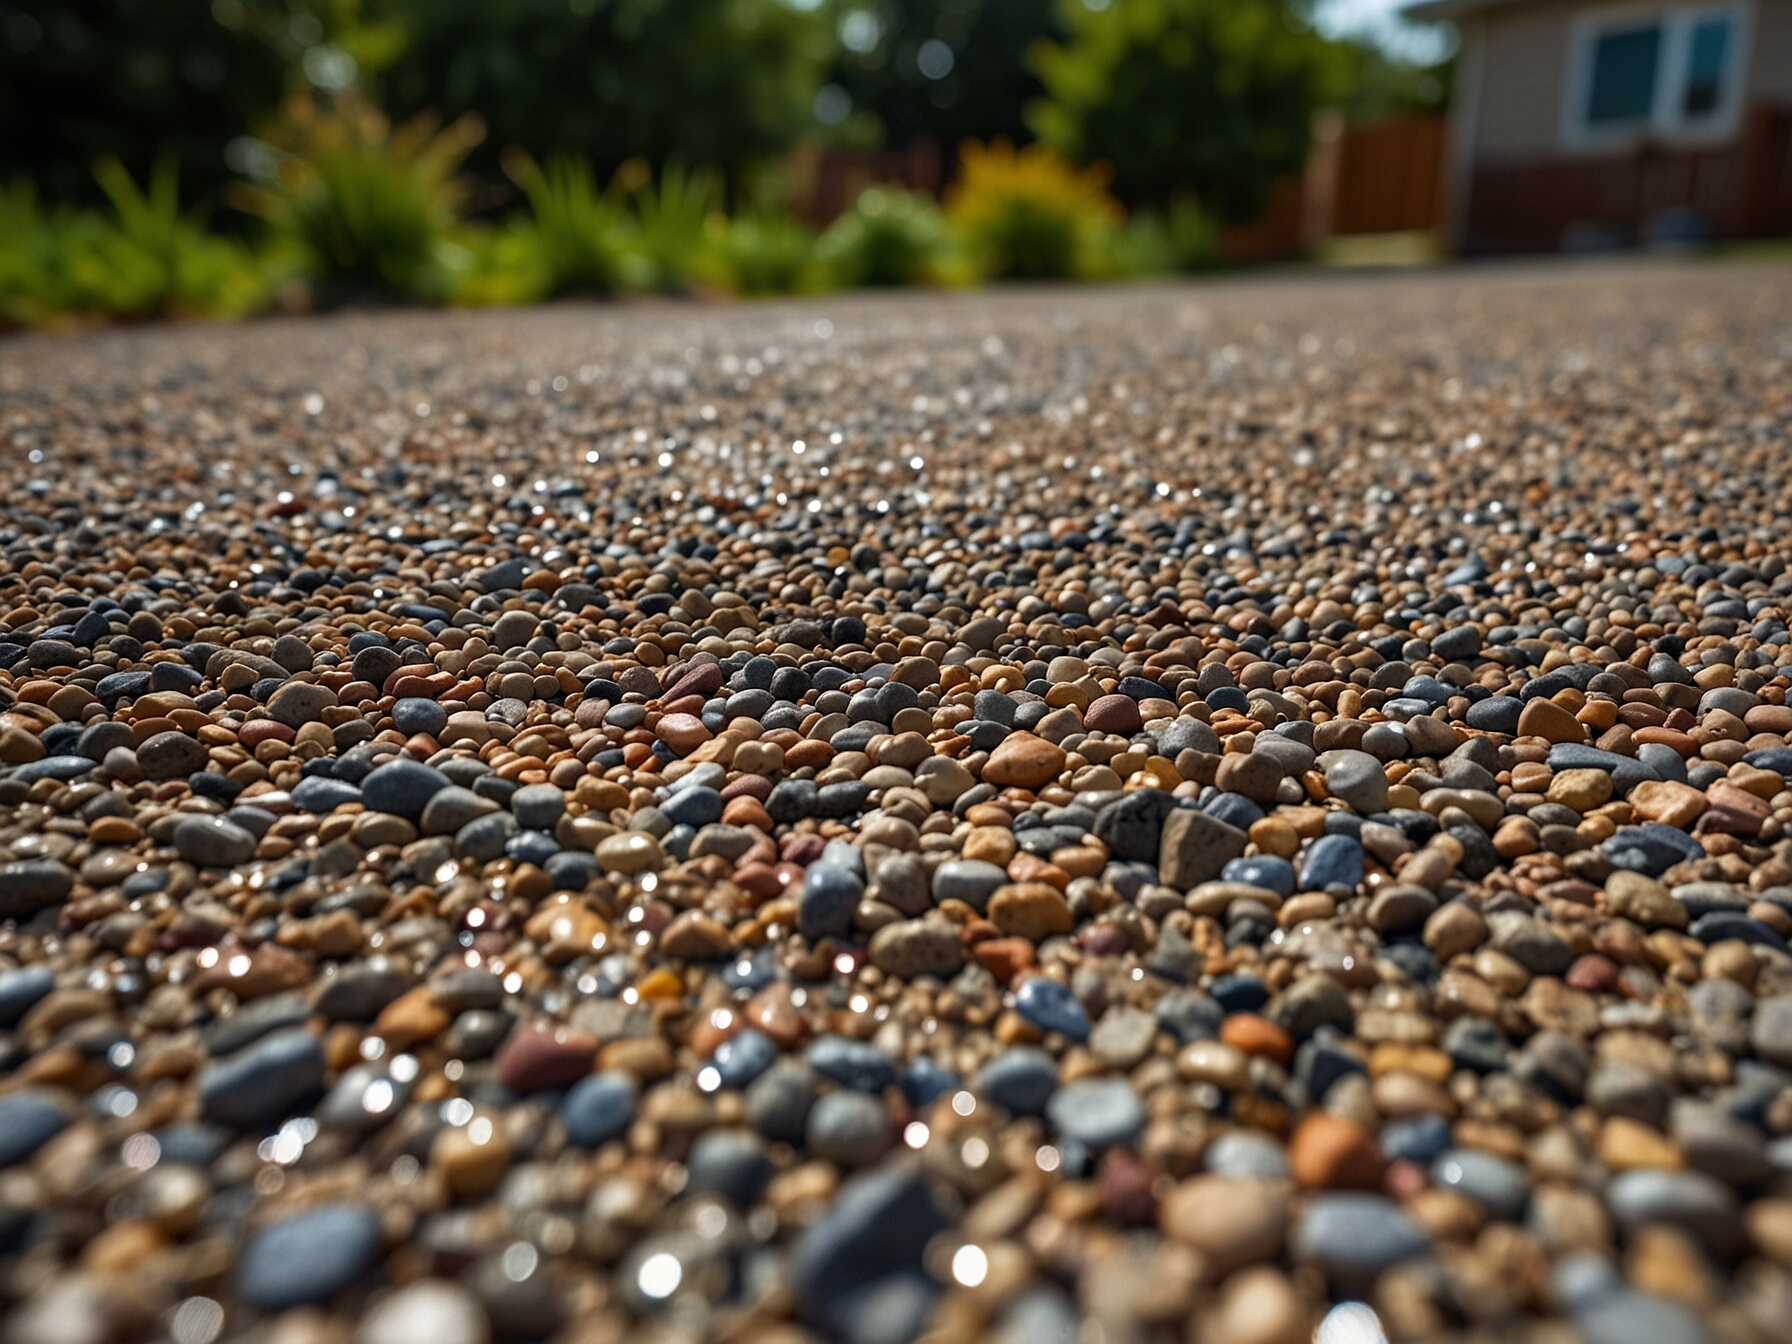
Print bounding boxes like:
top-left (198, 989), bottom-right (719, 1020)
top-left (1468, 0), bottom-right (1792, 161)
top-left (1754, 0), bottom-right (1792, 102)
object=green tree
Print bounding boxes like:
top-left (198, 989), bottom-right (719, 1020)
top-left (0, 0), bottom-right (287, 208)
top-left (1030, 0), bottom-right (1341, 222)
top-left (376, 0), bottom-right (837, 200)
top-left (821, 0), bottom-right (1063, 153)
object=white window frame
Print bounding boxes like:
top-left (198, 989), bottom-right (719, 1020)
top-left (1561, 0), bottom-right (1753, 150)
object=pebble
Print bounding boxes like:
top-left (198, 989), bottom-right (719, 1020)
top-left (172, 815), bottom-right (258, 867)
top-left (358, 1281), bottom-right (490, 1344)
top-left (1014, 977), bottom-right (1090, 1041)
top-left (0, 859), bottom-right (73, 916)
top-left (0, 1091), bottom-right (69, 1167)
top-left (237, 1204), bottom-right (383, 1310)
top-left (1045, 1077), bottom-right (1144, 1149)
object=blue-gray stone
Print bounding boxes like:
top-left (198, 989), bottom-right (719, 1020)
top-left (1013, 978), bottom-right (1090, 1042)
top-left (807, 1035), bottom-right (897, 1093)
top-left (292, 776), bottom-right (362, 813)
top-left (1293, 1194), bottom-right (1430, 1282)
top-left (798, 863), bottom-right (862, 940)
top-left (1300, 834), bottom-right (1364, 892)
top-left (660, 786), bottom-right (723, 829)
top-left (1547, 744), bottom-right (1631, 773)
top-left (1431, 1148), bottom-right (1527, 1220)
top-left (0, 859), bottom-right (74, 916)
top-left (361, 759), bottom-right (451, 820)
top-left (1046, 1078), bottom-right (1143, 1149)
top-left (237, 1204), bottom-right (383, 1310)
top-left (1604, 825), bottom-right (1704, 877)
top-left (7, 755), bottom-right (95, 784)
top-left (1205, 1130), bottom-right (1291, 1179)
top-left (807, 1090), bottom-right (892, 1165)
top-left (0, 1092), bottom-right (68, 1167)
top-left (1689, 912), bottom-right (1788, 952)
top-left (686, 1129), bottom-right (774, 1205)
top-left (1220, 855), bottom-right (1296, 897)
top-left (172, 816), bottom-right (258, 868)
top-left (709, 1029), bottom-right (777, 1088)
top-left (1576, 1291), bottom-right (1710, 1344)
top-left (1466, 696), bottom-right (1522, 734)
top-left (454, 812), bottom-right (517, 861)
top-left (0, 965), bottom-right (53, 1027)
top-left (788, 1162), bottom-right (951, 1339)
top-left (391, 697), bottom-right (448, 737)
top-left (199, 1028), bottom-right (325, 1129)
top-left (1092, 789), bottom-right (1177, 863)
top-left (510, 783), bottom-right (565, 830)
top-left (931, 859), bottom-right (1006, 911)
top-left (1606, 1169), bottom-right (1741, 1250)
top-left (974, 1047), bottom-right (1058, 1114)
top-left (561, 1072), bottom-right (638, 1147)
top-left (901, 1057), bottom-right (958, 1108)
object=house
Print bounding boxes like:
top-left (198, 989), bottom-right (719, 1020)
top-left (1408, 0), bottom-right (1792, 253)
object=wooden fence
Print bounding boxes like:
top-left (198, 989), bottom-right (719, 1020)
top-left (792, 114), bottom-right (1450, 262)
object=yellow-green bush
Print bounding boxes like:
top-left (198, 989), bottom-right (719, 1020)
top-left (945, 139), bottom-right (1122, 282)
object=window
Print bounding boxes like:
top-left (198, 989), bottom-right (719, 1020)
top-left (1565, 4), bottom-right (1749, 145)
top-left (1586, 25), bottom-right (1663, 128)
top-left (1681, 16), bottom-right (1733, 116)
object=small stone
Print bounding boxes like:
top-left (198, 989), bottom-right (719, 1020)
top-left (983, 734), bottom-right (1066, 789)
top-left (199, 1028), bottom-right (325, 1129)
top-left (988, 883), bottom-right (1074, 939)
top-left (237, 1204), bottom-right (383, 1310)
top-left (1322, 750), bottom-right (1389, 813)
top-left (807, 1090), bottom-right (892, 1165)
top-left (1292, 1194), bottom-right (1430, 1284)
top-left (267, 681), bottom-right (337, 728)
top-left (1159, 809), bottom-right (1248, 889)
top-left (0, 859), bottom-right (74, 916)
top-left (0, 1091), bottom-right (69, 1167)
top-left (1014, 977), bottom-right (1090, 1041)
top-left (868, 917), bottom-right (964, 978)
top-left (1160, 1175), bottom-right (1290, 1276)
top-left (1289, 1113), bottom-right (1383, 1190)
top-left (560, 1072), bottom-right (638, 1146)
top-left (172, 816), bottom-right (258, 868)
top-left (1046, 1077), bottom-right (1144, 1149)
top-left (358, 1281), bottom-right (490, 1344)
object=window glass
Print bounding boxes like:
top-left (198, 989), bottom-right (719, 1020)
top-left (1681, 15), bottom-right (1733, 117)
top-left (1585, 24), bottom-right (1663, 127)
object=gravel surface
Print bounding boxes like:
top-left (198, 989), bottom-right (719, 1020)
top-left (4, 261), bottom-right (1792, 1342)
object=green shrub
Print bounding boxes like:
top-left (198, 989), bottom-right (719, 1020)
top-left (235, 94), bottom-right (482, 305)
top-left (710, 209), bottom-right (821, 296)
top-left (1, 163), bottom-right (266, 327)
top-left (622, 162), bottom-right (722, 295)
top-left (1108, 197), bottom-right (1224, 277)
top-left (818, 187), bottom-right (958, 289)
top-left (944, 139), bottom-right (1121, 281)
top-left (502, 152), bottom-right (637, 297)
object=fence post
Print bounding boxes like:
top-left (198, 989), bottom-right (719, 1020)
top-left (1301, 109), bottom-right (1344, 252)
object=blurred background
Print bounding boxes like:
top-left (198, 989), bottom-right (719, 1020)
top-left (1, 0), bottom-right (1784, 327)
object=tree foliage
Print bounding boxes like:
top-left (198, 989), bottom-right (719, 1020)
top-left (376, 0), bottom-right (836, 199)
top-left (0, 0), bottom-right (287, 209)
top-left (1030, 0), bottom-right (1342, 221)
top-left (822, 0), bottom-right (1063, 152)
